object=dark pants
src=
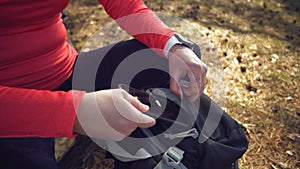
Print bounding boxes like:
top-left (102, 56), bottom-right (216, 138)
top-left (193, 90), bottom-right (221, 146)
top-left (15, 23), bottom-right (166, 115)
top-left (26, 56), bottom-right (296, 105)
top-left (0, 39), bottom-right (171, 169)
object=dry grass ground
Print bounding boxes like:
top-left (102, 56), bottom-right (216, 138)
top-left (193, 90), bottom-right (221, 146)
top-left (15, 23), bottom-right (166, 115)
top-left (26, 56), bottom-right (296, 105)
top-left (57, 0), bottom-right (300, 168)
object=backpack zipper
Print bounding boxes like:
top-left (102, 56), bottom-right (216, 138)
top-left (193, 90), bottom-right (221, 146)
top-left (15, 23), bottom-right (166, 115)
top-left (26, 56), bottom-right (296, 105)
top-left (164, 128), bottom-right (199, 140)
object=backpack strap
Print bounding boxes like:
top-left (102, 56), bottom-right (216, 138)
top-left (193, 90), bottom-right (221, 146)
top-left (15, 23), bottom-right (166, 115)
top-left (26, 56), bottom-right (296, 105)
top-left (154, 146), bottom-right (188, 169)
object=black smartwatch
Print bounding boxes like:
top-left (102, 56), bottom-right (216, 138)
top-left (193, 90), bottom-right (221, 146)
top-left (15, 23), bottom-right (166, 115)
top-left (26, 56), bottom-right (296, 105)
top-left (174, 34), bottom-right (201, 58)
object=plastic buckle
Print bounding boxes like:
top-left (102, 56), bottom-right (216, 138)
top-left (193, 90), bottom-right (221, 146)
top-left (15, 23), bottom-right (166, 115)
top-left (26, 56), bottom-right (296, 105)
top-left (162, 146), bottom-right (184, 168)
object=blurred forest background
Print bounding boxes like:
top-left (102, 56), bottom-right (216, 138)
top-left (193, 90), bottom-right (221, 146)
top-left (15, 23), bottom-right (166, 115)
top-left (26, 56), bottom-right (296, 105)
top-left (57, 0), bottom-right (300, 168)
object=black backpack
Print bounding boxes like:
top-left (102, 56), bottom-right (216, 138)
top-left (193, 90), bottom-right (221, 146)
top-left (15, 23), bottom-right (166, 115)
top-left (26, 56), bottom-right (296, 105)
top-left (104, 85), bottom-right (248, 169)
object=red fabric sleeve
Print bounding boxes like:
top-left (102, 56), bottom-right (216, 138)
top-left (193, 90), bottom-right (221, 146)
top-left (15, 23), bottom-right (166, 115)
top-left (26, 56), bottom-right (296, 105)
top-left (0, 86), bottom-right (85, 138)
top-left (98, 0), bottom-right (177, 57)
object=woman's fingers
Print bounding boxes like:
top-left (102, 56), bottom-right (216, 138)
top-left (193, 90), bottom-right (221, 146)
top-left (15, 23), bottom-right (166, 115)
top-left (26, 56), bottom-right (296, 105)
top-left (126, 93), bottom-right (156, 128)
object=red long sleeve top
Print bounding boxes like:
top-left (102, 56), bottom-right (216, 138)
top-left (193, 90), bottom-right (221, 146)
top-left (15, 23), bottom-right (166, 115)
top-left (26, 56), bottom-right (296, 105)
top-left (0, 0), bottom-right (176, 138)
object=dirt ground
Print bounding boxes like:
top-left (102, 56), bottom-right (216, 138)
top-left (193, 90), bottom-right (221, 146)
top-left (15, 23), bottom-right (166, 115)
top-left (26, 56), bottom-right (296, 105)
top-left (56, 0), bottom-right (300, 168)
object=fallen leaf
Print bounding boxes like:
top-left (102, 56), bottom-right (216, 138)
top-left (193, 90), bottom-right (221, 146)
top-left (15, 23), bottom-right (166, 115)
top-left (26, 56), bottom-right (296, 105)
top-left (287, 133), bottom-right (300, 141)
top-left (264, 42), bottom-right (272, 48)
top-left (249, 44), bottom-right (257, 50)
top-left (286, 150), bottom-right (294, 156)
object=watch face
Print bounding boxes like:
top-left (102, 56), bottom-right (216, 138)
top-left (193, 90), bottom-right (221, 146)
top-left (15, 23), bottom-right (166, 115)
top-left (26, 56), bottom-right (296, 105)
top-left (174, 34), bottom-right (201, 58)
top-left (174, 34), bottom-right (195, 49)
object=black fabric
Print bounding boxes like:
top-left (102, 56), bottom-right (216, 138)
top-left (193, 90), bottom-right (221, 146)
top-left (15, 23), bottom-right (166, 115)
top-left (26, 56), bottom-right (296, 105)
top-left (0, 138), bottom-right (58, 169)
top-left (112, 87), bottom-right (248, 169)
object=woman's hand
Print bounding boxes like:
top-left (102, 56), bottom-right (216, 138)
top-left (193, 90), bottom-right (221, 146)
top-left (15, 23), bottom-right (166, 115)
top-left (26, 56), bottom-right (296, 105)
top-left (168, 45), bottom-right (207, 101)
top-left (74, 89), bottom-right (155, 141)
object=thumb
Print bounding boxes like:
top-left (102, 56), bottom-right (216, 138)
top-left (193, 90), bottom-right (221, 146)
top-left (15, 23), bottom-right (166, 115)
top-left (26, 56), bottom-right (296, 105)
top-left (136, 113), bottom-right (156, 128)
top-left (128, 94), bottom-right (149, 112)
top-left (128, 94), bottom-right (156, 128)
